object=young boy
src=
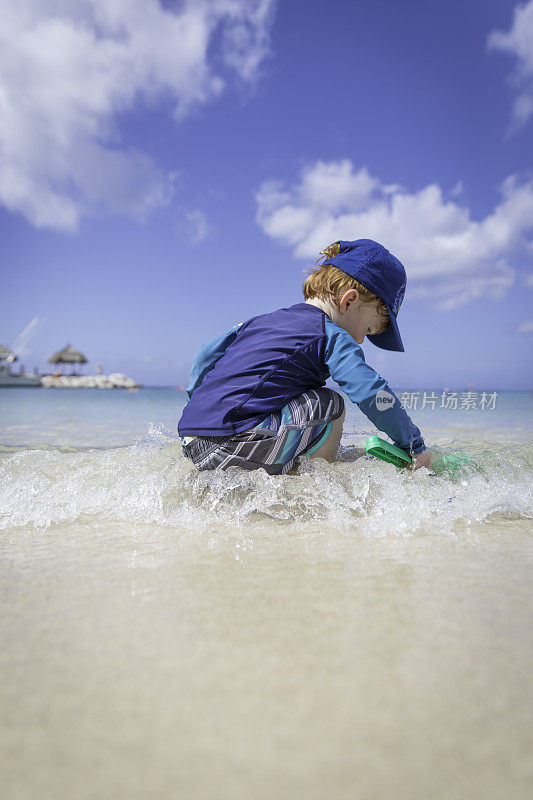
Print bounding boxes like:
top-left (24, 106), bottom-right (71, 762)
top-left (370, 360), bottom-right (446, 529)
top-left (178, 239), bottom-right (432, 474)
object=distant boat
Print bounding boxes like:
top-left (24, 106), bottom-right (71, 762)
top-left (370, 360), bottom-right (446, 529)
top-left (0, 344), bottom-right (40, 387)
top-left (0, 372), bottom-right (41, 387)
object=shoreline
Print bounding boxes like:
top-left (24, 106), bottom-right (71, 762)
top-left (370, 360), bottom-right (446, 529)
top-left (40, 373), bottom-right (142, 389)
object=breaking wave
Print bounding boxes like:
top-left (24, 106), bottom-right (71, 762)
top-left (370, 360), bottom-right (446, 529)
top-left (1, 425), bottom-right (531, 535)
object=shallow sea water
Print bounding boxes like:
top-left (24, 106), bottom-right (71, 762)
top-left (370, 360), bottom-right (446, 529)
top-left (1, 388), bottom-right (532, 799)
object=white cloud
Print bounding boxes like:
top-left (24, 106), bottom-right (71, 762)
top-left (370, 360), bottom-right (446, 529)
top-left (450, 180), bottom-right (465, 198)
top-left (0, 0), bottom-right (276, 230)
top-left (488, 0), bottom-right (533, 128)
top-left (221, 0), bottom-right (277, 83)
top-left (177, 208), bottom-right (211, 245)
top-left (255, 160), bottom-right (533, 310)
top-left (517, 320), bottom-right (533, 333)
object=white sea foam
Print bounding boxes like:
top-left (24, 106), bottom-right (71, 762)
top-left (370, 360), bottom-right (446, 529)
top-left (1, 426), bottom-right (531, 534)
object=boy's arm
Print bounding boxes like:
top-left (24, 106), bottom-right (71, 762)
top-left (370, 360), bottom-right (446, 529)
top-left (323, 318), bottom-right (426, 455)
top-left (186, 320), bottom-right (249, 399)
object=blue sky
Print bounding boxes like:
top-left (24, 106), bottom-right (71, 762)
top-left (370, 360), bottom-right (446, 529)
top-left (2, 0), bottom-right (533, 388)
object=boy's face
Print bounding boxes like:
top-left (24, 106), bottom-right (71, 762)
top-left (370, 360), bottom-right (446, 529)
top-left (338, 292), bottom-right (388, 345)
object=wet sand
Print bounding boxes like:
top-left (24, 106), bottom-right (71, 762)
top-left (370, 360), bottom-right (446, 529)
top-left (2, 516), bottom-right (532, 800)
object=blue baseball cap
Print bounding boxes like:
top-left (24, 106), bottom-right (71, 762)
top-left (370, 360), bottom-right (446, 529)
top-left (321, 238), bottom-right (407, 352)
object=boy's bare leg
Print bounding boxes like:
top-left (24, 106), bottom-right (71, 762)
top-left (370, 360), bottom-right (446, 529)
top-left (307, 408), bottom-right (345, 463)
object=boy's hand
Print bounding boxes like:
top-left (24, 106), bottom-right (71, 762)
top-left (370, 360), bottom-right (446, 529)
top-left (410, 449), bottom-right (433, 471)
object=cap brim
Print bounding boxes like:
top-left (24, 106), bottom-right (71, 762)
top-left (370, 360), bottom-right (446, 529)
top-left (367, 304), bottom-right (404, 352)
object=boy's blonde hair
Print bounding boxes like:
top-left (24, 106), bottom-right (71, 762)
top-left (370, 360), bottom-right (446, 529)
top-left (303, 243), bottom-right (391, 334)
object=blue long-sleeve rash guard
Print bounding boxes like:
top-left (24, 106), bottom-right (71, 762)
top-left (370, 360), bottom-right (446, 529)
top-left (178, 303), bottom-right (425, 454)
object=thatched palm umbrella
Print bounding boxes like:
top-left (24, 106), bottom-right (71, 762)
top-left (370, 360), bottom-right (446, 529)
top-left (0, 344), bottom-right (18, 364)
top-left (48, 344), bottom-right (88, 375)
top-left (0, 344), bottom-right (18, 374)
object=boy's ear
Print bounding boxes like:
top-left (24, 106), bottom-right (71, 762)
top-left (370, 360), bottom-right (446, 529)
top-left (339, 288), bottom-right (359, 312)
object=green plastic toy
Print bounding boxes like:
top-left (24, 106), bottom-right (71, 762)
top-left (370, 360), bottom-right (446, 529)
top-left (366, 436), bottom-right (484, 479)
top-left (366, 436), bottom-right (413, 468)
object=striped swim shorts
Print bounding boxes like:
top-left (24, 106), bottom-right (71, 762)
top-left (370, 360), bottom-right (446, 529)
top-left (181, 388), bottom-right (344, 475)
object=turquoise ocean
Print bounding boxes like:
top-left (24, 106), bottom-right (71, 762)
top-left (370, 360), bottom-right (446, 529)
top-left (1, 387), bottom-right (531, 533)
